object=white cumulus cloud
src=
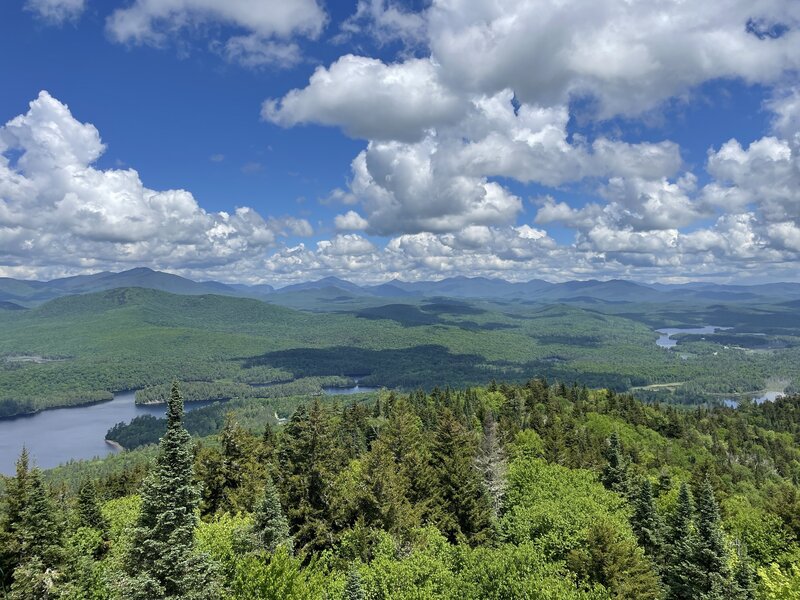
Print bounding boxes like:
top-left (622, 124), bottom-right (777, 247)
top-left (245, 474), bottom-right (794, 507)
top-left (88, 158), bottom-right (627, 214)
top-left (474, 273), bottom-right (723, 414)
top-left (0, 92), bottom-right (310, 278)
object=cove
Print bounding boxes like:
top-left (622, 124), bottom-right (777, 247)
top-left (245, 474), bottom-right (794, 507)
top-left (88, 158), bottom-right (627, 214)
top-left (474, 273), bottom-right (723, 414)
top-left (0, 391), bottom-right (219, 476)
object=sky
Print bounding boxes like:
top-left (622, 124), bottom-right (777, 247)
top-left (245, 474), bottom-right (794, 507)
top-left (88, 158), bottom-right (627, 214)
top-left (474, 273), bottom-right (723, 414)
top-left (1, 0), bottom-right (799, 285)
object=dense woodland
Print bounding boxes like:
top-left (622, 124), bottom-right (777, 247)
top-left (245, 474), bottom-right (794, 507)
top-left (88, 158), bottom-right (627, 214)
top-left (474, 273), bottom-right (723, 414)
top-left (1, 287), bottom-right (798, 417)
top-left (2, 380), bottom-right (800, 598)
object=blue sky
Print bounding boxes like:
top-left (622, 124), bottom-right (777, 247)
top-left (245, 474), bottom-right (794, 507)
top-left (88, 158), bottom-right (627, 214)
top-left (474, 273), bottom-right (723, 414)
top-left (1, 0), bottom-right (799, 284)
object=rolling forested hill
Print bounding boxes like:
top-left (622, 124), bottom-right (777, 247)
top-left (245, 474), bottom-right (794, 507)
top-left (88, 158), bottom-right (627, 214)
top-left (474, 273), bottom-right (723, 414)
top-left (0, 285), bottom-right (798, 417)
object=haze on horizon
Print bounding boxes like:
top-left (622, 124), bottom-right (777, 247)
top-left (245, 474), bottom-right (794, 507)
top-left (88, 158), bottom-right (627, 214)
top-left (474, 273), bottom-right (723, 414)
top-left (2, 0), bottom-right (800, 285)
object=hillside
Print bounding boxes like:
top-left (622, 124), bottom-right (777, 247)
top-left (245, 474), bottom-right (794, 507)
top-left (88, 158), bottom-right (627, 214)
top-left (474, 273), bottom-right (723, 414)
top-left (6, 380), bottom-right (800, 598)
top-left (0, 287), bottom-right (798, 417)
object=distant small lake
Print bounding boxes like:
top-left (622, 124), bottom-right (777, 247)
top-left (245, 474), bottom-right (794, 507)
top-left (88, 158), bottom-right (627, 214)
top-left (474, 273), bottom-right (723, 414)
top-left (323, 384), bottom-right (380, 396)
top-left (655, 326), bottom-right (730, 348)
top-left (723, 391), bottom-right (785, 408)
top-left (0, 391), bottom-right (219, 476)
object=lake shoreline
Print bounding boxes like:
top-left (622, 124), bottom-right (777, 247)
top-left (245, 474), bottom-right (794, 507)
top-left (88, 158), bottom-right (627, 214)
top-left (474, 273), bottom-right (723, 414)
top-left (0, 394), bottom-right (115, 421)
top-left (104, 438), bottom-right (124, 451)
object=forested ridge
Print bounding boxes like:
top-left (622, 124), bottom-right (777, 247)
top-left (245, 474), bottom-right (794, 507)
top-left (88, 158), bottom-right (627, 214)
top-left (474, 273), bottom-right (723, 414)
top-left (3, 380), bottom-right (800, 598)
top-left (1, 287), bottom-right (798, 418)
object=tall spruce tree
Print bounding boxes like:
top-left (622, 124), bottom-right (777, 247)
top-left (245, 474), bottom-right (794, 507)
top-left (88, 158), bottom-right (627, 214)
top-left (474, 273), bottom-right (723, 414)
top-left (10, 468), bottom-right (63, 600)
top-left (278, 399), bottom-right (340, 554)
top-left (252, 474), bottom-right (291, 554)
top-left (601, 432), bottom-right (629, 496)
top-left (380, 397), bottom-right (436, 515)
top-left (693, 476), bottom-right (730, 596)
top-left (430, 408), bottom-right (493, 545)
top-left (123, 382), bottom-right (218, 599)
top-left (663, 483), bottom-right (701, 600)
top-left (630, 479), bottom-right (662, 558)
top-left (0, 449), bottom-right (31, 589)
top-left (77, 479), bottom-right (107, 534)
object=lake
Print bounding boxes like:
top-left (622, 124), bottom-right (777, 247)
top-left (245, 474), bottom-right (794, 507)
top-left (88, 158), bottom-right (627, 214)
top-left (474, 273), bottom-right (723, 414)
top-left (0, 391), bottom-right (219, 476)
top-left (655, 326), bottom-right (729, 348)
top-left (323, 384), bottom-right (380, 395)
top-left (0, 383), bottom-right (379, 475)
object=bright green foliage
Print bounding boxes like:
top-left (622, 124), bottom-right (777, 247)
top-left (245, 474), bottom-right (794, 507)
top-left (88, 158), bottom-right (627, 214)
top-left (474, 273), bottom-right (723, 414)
top-left (758, 563), bottom-right (800, 600)
top-left (630, 478), bottom-right (662, 558)
top-left (56, 527), bottom-right (109, 600)
top-left (5, 380), bottom-right (800, 598)
top-left (122, 382), bottom-right (219, 599)
top-left (500, 458), bottom-right (629, 560)
top-left (429, 409), bottom-right (493, 545)
top-left (723, 495), bottom-right (793, 565)
top-left (230, 546), bottom-right (327, 600)
top-left (252, 475), bottom-right (291, 554)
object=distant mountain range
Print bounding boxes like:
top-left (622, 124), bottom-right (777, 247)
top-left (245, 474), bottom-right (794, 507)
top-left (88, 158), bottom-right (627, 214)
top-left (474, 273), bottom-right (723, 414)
top-left (2, 267), bottom-right (799, 308)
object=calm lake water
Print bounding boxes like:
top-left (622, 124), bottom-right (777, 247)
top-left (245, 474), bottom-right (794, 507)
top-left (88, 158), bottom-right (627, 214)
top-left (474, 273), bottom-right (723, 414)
top-left (0, 383), bottom-right (378, 475)
top-left (655, 326), bottom-right (729, 348)
top-left (323, 384), bottom-right (380, 395)
top-left (0, 391), bottom-right (219, 476)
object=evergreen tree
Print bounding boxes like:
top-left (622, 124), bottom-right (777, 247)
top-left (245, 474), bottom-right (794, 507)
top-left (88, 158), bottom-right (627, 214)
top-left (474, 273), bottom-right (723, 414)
top-left (430, 408), bottom-right (493, 545)
top-left (343, 567), bottom-right (365, 600)
top-left (278, 399), bottom-right (340, 554)
top-left (663, 483), bottom-right (701, 600)
top-left (0, 449), bottom-right (31, 589)
top-left (567, 519), bottom-right (662, 600)
top-left (252, 475), bottom-right (291, 554)
top-left (600, 431), bottom-right (629, 495)
top-left (630, 478), bottom-right (662, 558)
top-left (380, 397), bottom-right (436, 514)
top-left (123, 382), bottom-right (218, 599)
top-left (194, 442), bottom-right (225, 516)
top-left (10, 468), bottom-right (63, 600)
top-left (732, 542), bottom-right (756, 600)
top-left (77, 479), bottom-right (107, 534)
top-left (18, 468), bottom-right (61, 568)
top-left (356, 437), bottom-right (419, 537)
top-left (693, 476), bottom-right (729, 595)
top-left (219, 413), bottom-right (261, 512)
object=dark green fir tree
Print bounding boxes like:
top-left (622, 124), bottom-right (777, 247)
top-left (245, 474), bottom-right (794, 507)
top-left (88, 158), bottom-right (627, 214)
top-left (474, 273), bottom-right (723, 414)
top-left (600, 431), bottom-right (629, 495)
top-left (122, 382), bottom-right (218, 599)
top-left (0, 448), bottom-right (31, 589)
top-left (663, 483), bottom-right (701, 600)
top-left (630, 478), bottom-right (662, 558)
top-left (77, 479), bottom-right (107, 535)
top-left (430, 408), bottom-right (493, 545)
top-left (10, 467), bottom-right (63, 600)
top-left (693, 476), bottom-right (730, 596)
top-left (252, 474), bottom-right (291, 554)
